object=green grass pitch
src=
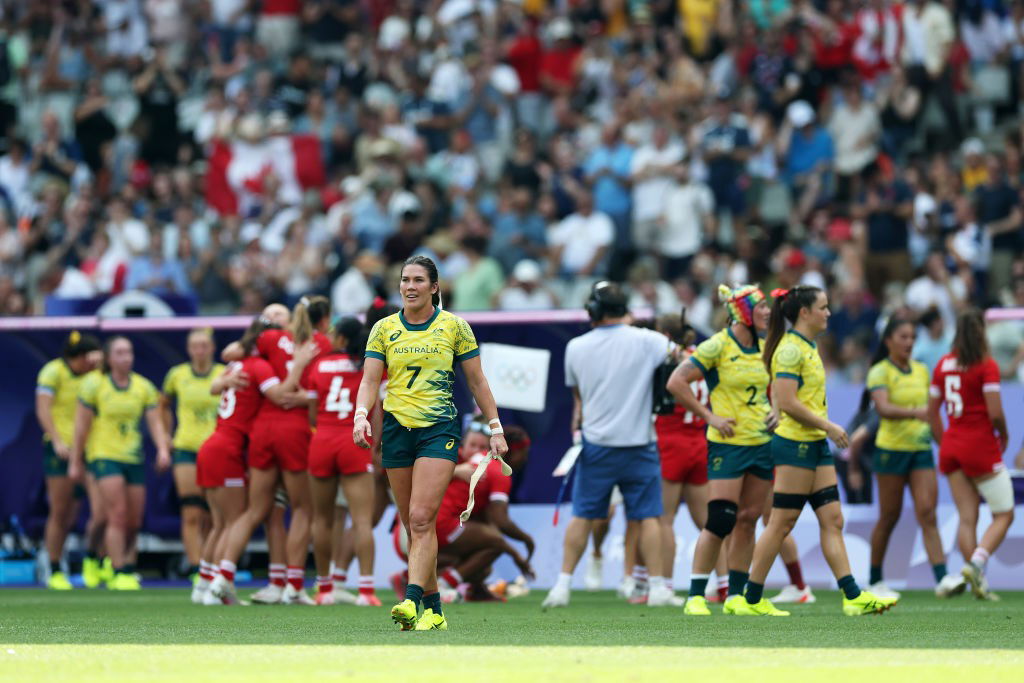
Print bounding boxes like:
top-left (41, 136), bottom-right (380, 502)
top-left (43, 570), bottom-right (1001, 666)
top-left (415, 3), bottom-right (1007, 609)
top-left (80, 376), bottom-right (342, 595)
top-left (1, 589), bottom-right (1022, 681)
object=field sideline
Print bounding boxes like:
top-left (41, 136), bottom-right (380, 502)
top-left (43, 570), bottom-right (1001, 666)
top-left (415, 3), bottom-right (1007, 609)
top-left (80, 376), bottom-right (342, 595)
top-left (2, 590), bottom-right (1021, 682)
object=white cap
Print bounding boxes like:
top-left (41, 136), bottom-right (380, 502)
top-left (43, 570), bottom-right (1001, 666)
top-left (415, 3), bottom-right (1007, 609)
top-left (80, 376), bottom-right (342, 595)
top-left (240, 222), bottom-right (262, 244)
top-left (787, 100), bottom-right (815, 128)
top-left (962, 137), bottom-right (985, 157)
top-left (513, 259), bottom-right (542, 283)
top-left (548, 17), bottom-right (573, 41)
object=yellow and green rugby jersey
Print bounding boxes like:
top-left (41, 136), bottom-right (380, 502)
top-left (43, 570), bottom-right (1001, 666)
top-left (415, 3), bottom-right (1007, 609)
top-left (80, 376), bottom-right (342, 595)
top-left (365, 308), bottom-right (479, 428)
top-left (162, 362), bottom-right (225, 451)
top-left (78, 372), bottom-right (159, 464)
top-left (866, 358), bottom-right (931, 451)
top-left (36, 360), bottom-right (98, 444)
top-left (772, 330), bottom-right (828, 442)
top-left (691, 328), bottom-right (771, 446)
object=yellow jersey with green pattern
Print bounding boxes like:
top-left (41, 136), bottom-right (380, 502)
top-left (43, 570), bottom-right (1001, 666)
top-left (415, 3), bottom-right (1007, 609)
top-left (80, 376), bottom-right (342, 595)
top-left (162, 362), bottom-right (225, 452)
top-left (772, 330), bottom-right (828, 442)
top-left (365, 308), bottom-right (479, 429)
top-left (78, 372), bottom-right (159, 464)
top-left (690, 328), bottom-right (771, 446)
top-left (866, 358), bottom-right (931, 451)
top-left (36, 360), bottom-right (98, 445)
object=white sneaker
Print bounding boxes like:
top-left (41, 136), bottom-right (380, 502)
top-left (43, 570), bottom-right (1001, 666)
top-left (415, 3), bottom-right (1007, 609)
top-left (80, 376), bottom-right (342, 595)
top-left (935, 573), bottom-right (967, 598)
top-left (250, 583), bottom-right (284, 605)
top-left (191, 579), bottom-right (210, 604)
top-left (584, 555), bottom-right (603, 591)
top-left (772, 584), bottom-right (816, 604)
top-left (202, 587), bottom-right (224, 605)
top-left (961, 564), bottom-right (997, 600)
top-left (542, 586), bottom-right (570, 609)
top-left (646, 584), bottom-right (676, 607)
top-left (282, 584), bottom-right (316, 605)
top-left (332, 587), bottom-right (359, 604)
top-left (439, 586), bottom-right (463, 604)
top-left (208, 575), bottom-right (239, 605)
top-left (616, 576), bottom-right (635, 599)
top-left (867, 581), bottom-right (901, 601)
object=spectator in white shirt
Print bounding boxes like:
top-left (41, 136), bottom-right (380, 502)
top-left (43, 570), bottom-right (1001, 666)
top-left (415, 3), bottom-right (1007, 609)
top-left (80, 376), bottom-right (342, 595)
top-left (331, 249), bottom-right (384, 315)
top-left (661, 167), bottom-right (714, 281)
top-left (548, 187), bottom-right (614, 279)
top-left (495, 259), bottom-right (559, 311)
top-left (829, 82), bottom-right (880, 200)
top-left (901, 0), bottom-right (962, 144)
top-left (905, 249), bottom-right (967, 331)
top-left (0, 139), bottom-right (34, 217)
top-left (630, 125), bottom-right (685, 256)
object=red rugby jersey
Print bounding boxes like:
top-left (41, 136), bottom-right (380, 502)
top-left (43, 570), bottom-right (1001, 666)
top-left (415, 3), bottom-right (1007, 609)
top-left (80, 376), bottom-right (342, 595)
top-left (929, 353), bottom-right (1001, 435)
top-left (307, 351), bottom-right (364, 432)
top-left (216, 357), bottom-right (278, 436)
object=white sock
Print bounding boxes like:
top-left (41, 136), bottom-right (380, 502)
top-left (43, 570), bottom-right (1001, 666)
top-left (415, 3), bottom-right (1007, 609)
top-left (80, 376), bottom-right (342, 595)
top-left (971, 547), bottom-right (990, 570)
top-left (649, 576), bottom-right (666, 591)
top-left (555, 572), bottom-right (572, 591)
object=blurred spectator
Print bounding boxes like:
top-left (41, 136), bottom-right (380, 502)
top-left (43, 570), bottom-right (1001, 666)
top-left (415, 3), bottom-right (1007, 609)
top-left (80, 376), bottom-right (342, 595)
top-left (452, 235), bottom-right (504, 311)
top-left (34, 111), bottom-right (81, 186)
top-left (913, 306), bottom-right (954, 371)
top-left (673, 276), bottom-right (713, 337)
top-left (548, 186), bottom-right (612, 279)
top-left (829, 81), bottom-right (880, 201)
top-left (695, 91), bottom-right (750, 243)
top-left (257, 0), bottom-right (301, 58)
top-left (583, 122), bottom-right (633, 276)
top-left (905, 249), bottom-right (967, 330)
top-left (857, 161), bottom-right (914, 300)
top-left (0, 139), bottom-right (33, 216)
top-left (630, 124), bottom-right (685, 258)
top-left (975, 153), bottom-right (1023, 303)
top-left (987, 277), bottom-right (1024, 378)
top-left (781, 100), bottom-right (834, 221)
top-left (491, 186), bottom-right (547, 274)
top-left (901, 0), bottom-right (962, 147)
top-left (829, 282), bottom-right (880, 348)
top-left (627, 259), bottom-right (679, 316)
top-left (132, 45), bottom-right (185, 167)
top-left (661, 167), bottom-right (714, 281)
top-left (331, 249), bottom-right (383, 315)
top-left (125, 230), bottom-right (192, 297)
top-left (496, 259), bottom-right (558, 311)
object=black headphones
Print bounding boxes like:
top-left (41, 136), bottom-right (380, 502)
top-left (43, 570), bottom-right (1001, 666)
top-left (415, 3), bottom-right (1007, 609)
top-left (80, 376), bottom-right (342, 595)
top-left (585, 281), bottom-right (628, 322)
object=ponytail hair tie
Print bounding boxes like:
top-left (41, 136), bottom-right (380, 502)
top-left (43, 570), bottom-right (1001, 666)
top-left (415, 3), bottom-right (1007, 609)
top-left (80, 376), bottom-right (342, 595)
top-left (717, 284), bottom-right (734, 301)
top-left (771, 288), bottom-right (789, 300)
top-left (372, 296), bottom-right (386, 308)
top-left (258, 315), bottom-right (273, 326)
top-left (69, 330), bottom-right (81, 345)
top-left (299, 296), bottom-right (310, 307)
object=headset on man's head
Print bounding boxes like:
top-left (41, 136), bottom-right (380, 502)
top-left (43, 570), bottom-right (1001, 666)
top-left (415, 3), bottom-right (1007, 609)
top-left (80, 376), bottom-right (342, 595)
top-left (585, 281), bottom-right (628, 322)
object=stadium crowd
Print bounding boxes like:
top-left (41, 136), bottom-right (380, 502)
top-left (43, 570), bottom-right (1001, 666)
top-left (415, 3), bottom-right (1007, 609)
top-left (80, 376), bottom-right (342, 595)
top-left (3, 0), bottom-right (1024, 377)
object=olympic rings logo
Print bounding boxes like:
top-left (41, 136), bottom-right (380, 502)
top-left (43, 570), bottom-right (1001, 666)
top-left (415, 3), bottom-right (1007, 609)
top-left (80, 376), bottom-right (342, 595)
top-left (496, 363), bottom-right (538, 391)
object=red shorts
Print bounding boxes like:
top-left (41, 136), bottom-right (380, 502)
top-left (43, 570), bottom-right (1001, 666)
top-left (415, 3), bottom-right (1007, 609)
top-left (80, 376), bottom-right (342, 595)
top-left (939, 432), bottom-right (1004, 478)
top-left (196, 429), bottom-right (247, 489)
top-left (658, 430), bottom-right (709, 485)
top-left (308, 429), bottom-right (374, 478)
top-left (435, 514), bottom-right (463, 550)
top-left (249, 418), bottom-right (311, 472)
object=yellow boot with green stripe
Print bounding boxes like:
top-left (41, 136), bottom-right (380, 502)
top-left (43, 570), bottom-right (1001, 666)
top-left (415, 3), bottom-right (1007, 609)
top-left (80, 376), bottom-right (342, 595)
top-left (391, 599), bottom-right (418, 631)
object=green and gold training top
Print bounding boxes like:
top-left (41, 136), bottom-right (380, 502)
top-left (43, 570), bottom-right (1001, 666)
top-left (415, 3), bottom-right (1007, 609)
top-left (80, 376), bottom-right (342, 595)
top-left (365, 308), bottom-right (480, 428)
top-left (78, 372), bottom-right (160, 464)
top-left (37, 360), bottom-right (99, 445)
top-left (690, 328), bottom-right (771, 446)
top-left (772, 330), bottom-right (828, 442)
top-left (866, 358), bottom-right (931, 452)
top-left (162, 362), bottom-right (225, 452)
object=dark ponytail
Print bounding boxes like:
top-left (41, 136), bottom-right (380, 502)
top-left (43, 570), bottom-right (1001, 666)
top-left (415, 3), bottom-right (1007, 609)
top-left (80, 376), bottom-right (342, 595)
top-left (858, 317), bottom-right (913, 412)
top-left (239, 316), bottom-right (282, 356)
top-left (290, 295), bottom-right (331, 344)
top-left (332, 316), bottom-right (368, 368)
top-left (63, 330), bottom-right (100, 360)
top-left (762, 285), bottom-right (823, 373)
top-left (403, 255), bottom-right (441, 307)
top-left (952, 308), bottom-right (988, 368)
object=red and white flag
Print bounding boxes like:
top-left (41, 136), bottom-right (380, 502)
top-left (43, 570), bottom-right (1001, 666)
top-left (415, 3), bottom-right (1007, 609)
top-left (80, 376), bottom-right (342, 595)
top-left (205, 134), bottom-right (325, 216)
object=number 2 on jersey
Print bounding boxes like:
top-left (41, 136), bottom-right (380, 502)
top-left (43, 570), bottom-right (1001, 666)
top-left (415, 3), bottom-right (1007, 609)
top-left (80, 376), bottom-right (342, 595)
top-left (945, 375), bottom-right (963, 418)
top-left (326, 376), bottom-right (354, 419)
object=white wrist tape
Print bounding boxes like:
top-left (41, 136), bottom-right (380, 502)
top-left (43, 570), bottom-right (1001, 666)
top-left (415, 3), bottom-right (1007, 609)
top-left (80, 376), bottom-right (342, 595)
top-left (490, 427), bottom-right (504, 435)
top-left (354, 407), bottom-right (369, 419)
top-left (488, 418), bottom-right (501, 426)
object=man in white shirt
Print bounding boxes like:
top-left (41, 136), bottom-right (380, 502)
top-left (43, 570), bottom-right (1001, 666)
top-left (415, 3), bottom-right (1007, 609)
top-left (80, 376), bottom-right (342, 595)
top-left (905, 250), bottom-right (967, 331)
top-left (543, 282), bottom-right (676, 609)
top-left (631, 126), bottom-right (685, 255)
top-left (901, 0), bottom-right (962, 144)
top-left (548, 187), bottom-right (613, 278)
top-left (496, 259), bottom-right (558, 311)
top-left (661, 169), bottom-right (714, 280)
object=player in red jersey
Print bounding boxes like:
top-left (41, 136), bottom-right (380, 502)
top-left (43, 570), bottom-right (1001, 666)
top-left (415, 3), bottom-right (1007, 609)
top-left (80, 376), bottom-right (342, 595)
top-left (307, 317), bottom-right (382, 606)
top-left (193, 317), bottom-right (293, 604)
top-left (220, 296), bottom-right (331, 603)
top-left (207, 316), bottom-right (319, 606)
top-left (928, 309), bottom-right (1014, 601)
top-left (653, 313), bottom-right (729, 604)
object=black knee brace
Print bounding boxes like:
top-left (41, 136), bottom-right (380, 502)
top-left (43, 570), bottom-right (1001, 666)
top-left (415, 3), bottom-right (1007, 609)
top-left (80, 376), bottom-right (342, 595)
top-left (180, 495), bottom-right (209, 512)
top-left (773, 492), bottom-right (808, 510)
top-left (809, 485), bottom-right (840, 510)
top-left (705, 499), bottom-right (738, 538)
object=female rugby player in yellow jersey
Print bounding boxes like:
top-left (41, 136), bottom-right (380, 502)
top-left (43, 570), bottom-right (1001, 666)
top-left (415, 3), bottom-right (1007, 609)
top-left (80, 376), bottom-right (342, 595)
top-left (35, 332), bottom-right (102, 589)
top-left (160, 328), bottom-right (224, 579)
top-left (737, 286), bottom-right (896, 616)
top-left (70, 336), bottom-right (172, 590)
top-left (861, 318), bottom-right (964, 599)
top-left (353, 256), bottom-right (507, 631)
top-left (668, 285), bottom-right (776, 616)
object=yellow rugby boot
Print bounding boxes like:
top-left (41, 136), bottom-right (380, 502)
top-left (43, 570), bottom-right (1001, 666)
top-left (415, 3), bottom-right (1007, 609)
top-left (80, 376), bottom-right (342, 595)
top-left (414, 608), bottom-right (448, 631)
top-left (843, 590), bottom-right (896, 616)
top-left (683, 595), bottom-right (712, 616)
top-left (82, 557), bottom-right (102, 588)
top-left (108, 572), bottom-right (141, 591)
top-left (391, 599), bottom-right (418, 631)
top-left (731, 598), bottom-right (790, 616)
top-left (722, 594), bottom-right (747, 615)
top-left (100, 557), bottom-right (115, 585)
top-left (47, 571), bottom-right (73, 590)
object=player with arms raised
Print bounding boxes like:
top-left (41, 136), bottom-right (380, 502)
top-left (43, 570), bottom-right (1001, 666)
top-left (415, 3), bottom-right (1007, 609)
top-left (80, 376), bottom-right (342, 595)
top-left (928, 309), bottom-right (1014, 600)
